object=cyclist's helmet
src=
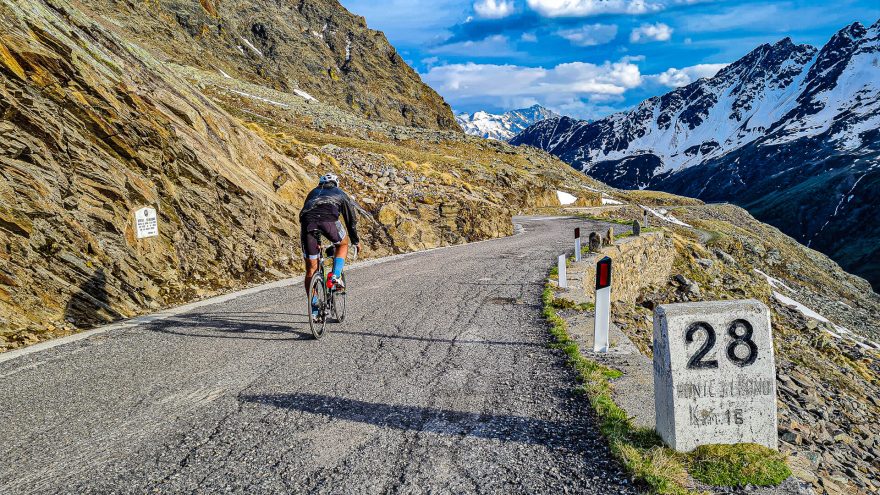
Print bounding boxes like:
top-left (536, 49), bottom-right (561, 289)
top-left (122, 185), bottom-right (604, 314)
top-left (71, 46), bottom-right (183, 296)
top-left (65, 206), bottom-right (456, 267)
top-left (319, 173), bottom-right (339, 187)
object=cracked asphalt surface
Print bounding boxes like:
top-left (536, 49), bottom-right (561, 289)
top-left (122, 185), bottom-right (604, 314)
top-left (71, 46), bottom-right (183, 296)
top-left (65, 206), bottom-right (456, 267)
top-left (0, 216), bottom-right (638, 494)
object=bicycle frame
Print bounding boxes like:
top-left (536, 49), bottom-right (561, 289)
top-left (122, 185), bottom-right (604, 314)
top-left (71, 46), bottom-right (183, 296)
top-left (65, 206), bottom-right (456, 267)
top-left (308, 231), bottom-right (339, 315)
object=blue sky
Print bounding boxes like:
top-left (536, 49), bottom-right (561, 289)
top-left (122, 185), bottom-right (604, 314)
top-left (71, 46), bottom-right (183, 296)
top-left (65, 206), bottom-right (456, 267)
top-left (340, 0), bottom-right (879, 120)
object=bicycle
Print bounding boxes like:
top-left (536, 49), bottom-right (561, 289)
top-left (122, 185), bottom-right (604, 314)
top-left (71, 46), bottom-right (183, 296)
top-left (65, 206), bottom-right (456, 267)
top-left (306, 230), bottom-right (354, 339)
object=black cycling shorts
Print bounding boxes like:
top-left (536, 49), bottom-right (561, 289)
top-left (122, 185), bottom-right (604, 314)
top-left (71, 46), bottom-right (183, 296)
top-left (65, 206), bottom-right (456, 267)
top-left (301, 220), bottom-right (346, 260)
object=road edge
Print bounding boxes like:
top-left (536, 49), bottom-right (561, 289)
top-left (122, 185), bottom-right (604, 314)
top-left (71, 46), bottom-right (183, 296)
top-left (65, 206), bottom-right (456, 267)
top-left (0, 220), bottom-right (539, 364)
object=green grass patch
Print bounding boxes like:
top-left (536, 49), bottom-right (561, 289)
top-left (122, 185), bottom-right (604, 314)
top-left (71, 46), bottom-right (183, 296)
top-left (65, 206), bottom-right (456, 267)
top-left (687, 444), bottom-right (791, 487)
top-left (551, 297), bottom-right (595, 312)
top-left (575, 214), bottom-right (635, 226)
top-left (615, 227), bottom-right (660, 240)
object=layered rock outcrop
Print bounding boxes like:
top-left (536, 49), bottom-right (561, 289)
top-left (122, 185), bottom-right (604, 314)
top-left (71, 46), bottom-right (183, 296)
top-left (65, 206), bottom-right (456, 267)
top-left (0, 0), bottom-right (312, 343)
top-left (77, 0), bottom-right (458, 131)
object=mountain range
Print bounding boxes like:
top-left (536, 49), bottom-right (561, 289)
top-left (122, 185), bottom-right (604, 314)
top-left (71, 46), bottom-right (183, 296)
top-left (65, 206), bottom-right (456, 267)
top-left (512, 20), bottom-right (880, 289)
top-left (456, 105), bottom-right (558, 141)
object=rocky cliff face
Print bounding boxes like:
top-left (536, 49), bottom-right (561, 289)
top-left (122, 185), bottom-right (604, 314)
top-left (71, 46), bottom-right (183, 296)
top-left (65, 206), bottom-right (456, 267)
top-left (0, 0), bottom-right (313, 340)
top-left (0, 0), bottom-right (600, 350)
top-left (77, 0), bottom-right (458, 131)
top-left (512, 20), bottom-right (880, 290)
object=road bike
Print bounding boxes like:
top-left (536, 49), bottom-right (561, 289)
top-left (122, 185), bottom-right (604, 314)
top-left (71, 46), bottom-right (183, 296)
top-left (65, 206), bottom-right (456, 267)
top-left (306, 230), bottom-right (353, 339)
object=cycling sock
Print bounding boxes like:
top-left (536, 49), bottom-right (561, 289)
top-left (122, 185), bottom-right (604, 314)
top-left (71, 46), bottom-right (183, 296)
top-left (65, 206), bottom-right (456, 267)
top-left (332, 257), bottom-right (345, 278)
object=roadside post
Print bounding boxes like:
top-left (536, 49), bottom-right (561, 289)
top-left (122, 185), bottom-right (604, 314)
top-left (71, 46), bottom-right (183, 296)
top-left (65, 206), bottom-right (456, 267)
top-left (653, 300), bottom-right (777, 451)
top-left (643, 209), bottom-right (649, 229)
top-left (135, 207), bottom-right (159, 239)
top-left (558, 254), bottom-right (567, 288)
top-left (575, 228), bottom-right (582, 262)
top-left (593, 256), bottom-right (612, 352)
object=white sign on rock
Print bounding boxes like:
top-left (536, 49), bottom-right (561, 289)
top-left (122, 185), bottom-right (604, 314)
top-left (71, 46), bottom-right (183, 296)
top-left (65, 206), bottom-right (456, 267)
top-left (135, 207), bottom-right (159, 239)
top-left (653, 300), bottom-right (777, 452)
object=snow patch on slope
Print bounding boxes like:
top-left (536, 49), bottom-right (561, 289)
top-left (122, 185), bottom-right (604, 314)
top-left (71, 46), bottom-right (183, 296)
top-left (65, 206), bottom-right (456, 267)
top-left (228, 89), bottom-right (289, 109)
top-left (557, 190), bottom-right (577, 205)
top-left (294, 89), bottom-right (317, 102)
top-left (755, 269), bottom-right (880, 350)
top-left (640, 204), bottom-right (691, 227)
top-left (240, 37), bottom-right (263, 57)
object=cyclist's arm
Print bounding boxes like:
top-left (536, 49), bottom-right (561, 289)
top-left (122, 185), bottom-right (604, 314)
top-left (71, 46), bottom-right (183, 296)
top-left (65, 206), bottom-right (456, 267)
top-left (340, 191), bottom-right (360, 245)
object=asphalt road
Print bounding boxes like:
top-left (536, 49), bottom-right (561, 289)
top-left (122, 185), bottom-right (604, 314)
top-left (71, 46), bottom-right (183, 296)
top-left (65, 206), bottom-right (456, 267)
top-left (0, 216), bottom-right (637, 494)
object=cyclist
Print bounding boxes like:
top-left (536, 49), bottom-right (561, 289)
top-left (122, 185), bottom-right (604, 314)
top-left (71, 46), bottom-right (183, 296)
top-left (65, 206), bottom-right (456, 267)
top-left (299, 173), bottom-right (361, 319)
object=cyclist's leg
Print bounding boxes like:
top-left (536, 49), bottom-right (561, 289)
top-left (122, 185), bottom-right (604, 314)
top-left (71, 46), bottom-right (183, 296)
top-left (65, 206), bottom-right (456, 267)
top-left (319, 221), bottom-right (348, 280)
top-left (301, 222), bottom-right (321, 294)
top-left (304, 258), bottom-right (319, 293)
top-left (335, 234), bottom-right (350, 262)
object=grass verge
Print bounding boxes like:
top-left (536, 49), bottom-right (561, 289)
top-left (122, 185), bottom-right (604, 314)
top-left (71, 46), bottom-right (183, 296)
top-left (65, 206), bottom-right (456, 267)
top-left (541, 278), bottom-right (792, 493)
top-left (542, 284), bottom-right (691, 494)
top-left (688, 444), bottom-right (790, 487)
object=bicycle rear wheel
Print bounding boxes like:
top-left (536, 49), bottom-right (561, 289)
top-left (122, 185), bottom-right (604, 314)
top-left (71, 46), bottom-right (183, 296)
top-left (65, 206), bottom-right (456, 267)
top-left (308, 272), bottom-right (328, 339)
top-left (331, 273), bottom-right (346, 323)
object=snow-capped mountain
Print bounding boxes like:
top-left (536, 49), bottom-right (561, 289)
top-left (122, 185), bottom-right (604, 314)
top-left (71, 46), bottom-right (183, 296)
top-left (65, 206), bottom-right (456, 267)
top-left (512, 20), bottom-right (880, 289)
top-left (456, 105), bottom-right (558, 141)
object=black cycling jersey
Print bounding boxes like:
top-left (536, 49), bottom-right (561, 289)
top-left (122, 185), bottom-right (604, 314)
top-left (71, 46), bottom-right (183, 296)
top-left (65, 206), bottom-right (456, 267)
top-left (300, 184), bottom-right (360, 245)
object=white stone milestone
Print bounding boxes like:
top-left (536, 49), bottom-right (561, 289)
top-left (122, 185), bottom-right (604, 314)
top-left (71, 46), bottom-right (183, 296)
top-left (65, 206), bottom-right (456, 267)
top-left (653, 299), bottom-right (777, 452)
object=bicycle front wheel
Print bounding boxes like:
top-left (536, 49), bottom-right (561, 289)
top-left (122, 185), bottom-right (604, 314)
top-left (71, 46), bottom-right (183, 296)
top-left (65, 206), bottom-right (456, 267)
top-left (308, 273), bottom-right (328, 339)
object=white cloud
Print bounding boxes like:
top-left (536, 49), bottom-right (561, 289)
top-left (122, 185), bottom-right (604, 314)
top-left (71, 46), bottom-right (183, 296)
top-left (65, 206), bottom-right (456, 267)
top-left (620, 54), bottom-right (646, 63)
top-left (521, 32), bottom-right (538, 42)
top-left (682, 4), bottom-right (781, 32)
top-left (421, 56), bottom-right (441, 68)
top-left (526, 0), bottom-right (659, 18)
top-left (429, 34), bottom-right (523, 57)
top-left (474, 0), bottom-right (516, 18)
top-left (422, 59), bottom-right (643, 114)
top-left (630, 22), bottom-right (673, 42)
top-left (556, 24), bottom-right (618, 46)
top-left (648, 63), bottom-right (728, 87)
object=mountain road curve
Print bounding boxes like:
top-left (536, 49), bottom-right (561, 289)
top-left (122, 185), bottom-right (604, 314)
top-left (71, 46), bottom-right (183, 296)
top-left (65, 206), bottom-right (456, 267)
top-left (0, 216), bottom-right (638, 494)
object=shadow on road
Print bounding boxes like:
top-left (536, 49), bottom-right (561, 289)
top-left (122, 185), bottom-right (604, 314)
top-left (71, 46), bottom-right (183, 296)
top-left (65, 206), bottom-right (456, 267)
top-left (147, 312), bottom-right (313, 341)
top-left (332, 329), bottom-right (542, 348)
top-left (241, 392), bottom-right (579, 446)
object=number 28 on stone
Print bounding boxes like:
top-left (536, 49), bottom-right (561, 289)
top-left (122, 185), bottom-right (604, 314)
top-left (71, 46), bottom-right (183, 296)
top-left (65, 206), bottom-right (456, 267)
top-left (685, 319), bottom-right (758, 369)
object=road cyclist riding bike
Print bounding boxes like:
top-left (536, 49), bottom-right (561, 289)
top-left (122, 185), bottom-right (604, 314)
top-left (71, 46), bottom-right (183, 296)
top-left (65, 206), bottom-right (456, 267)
top-left (299, 173), bottom-right (361, 338)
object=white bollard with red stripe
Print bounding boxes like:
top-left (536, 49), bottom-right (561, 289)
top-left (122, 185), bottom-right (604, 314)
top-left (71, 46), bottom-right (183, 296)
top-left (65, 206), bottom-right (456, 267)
top-left (558, 254), bottom-right (567, 289)
top-left (594, 256), bottom-right (612, 352)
